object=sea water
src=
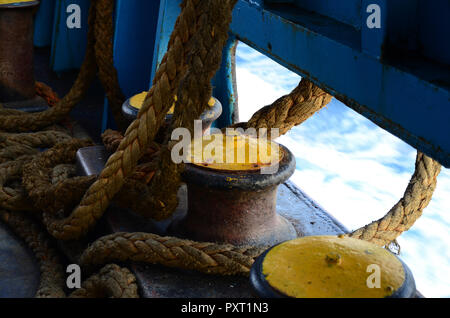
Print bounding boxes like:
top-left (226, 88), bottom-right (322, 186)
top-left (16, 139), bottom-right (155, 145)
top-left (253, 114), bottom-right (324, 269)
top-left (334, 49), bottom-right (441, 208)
top-left (236, 42), bottom-right (450, 298)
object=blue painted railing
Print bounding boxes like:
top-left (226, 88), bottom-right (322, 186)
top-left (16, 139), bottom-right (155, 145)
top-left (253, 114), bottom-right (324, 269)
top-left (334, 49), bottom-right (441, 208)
top-left (33, 0), bottom-right (450, 167)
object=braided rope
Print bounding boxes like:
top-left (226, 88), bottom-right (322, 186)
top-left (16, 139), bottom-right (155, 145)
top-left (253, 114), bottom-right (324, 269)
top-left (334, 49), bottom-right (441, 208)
top-left (80, 232), bottom-right (265, 276)
top-left (349, 152), bottom-right (441, 246)
top-left (234, 78), bottom-right (332, 138)
top-left (69, 264), bottom-right (139, 298)
top-left (40, 0), bottom-right (237, 240)
top-left (0, 0), bottom-right (443, 298)
top-left (35, 81), bottom-right (60, 107)
top-left (0, 131), bottom-right (72, 148)
top-left (94, 0), bottom-right (128, 132)
top-left (0, 156), bottom-right (37, 212)
top-left (52, 164), bottom-right (77, 185)
top-left (135, 0), bottom-right (240, 221)
top-left (0, 144), bottom-right (38, 164)
top-left (235, 79), bottom-right (442, 246)
top-left (22, 139), bottom-right (95, 215)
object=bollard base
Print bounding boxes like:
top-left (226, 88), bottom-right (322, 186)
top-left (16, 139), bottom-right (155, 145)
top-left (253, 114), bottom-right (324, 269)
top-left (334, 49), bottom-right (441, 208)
top-left (169, 212), bottom-right (297, 248)
top-left (1, 95), bottom-right (49, 113)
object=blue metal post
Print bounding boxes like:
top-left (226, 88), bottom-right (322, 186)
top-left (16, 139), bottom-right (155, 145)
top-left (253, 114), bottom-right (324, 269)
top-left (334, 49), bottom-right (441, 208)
top-left (34, 0), bottom-right (56, 47)
top-left (101, 0), bottom-right (161, 131)
top-left (212, 35), bottom-right (238, 128)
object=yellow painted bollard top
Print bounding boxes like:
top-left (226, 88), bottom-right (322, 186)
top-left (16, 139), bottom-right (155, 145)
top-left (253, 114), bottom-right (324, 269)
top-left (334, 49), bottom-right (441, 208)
top-left (0, 0), bottom-right (35, 5)
top-left (187, 132), bottom-right (283, 172)
top-left (129, 91), bottom-right (216, 115)
top-left (259, 235), bottom-right (407, 298)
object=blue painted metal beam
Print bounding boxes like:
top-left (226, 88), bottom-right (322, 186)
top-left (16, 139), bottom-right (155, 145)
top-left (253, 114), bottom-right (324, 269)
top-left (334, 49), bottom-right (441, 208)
top-left (151, 0), bottom-right (238, 128)
top-left (212, 35), bottom-right (238, 128)
top-left (230, 0), bottom-right (450, 167)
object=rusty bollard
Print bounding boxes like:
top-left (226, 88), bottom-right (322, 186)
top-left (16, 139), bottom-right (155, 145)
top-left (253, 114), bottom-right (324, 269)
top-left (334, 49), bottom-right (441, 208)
top-left (0, 1), bottom-right (43, 108)
top-left (169, 134), bottom-right (297, 247)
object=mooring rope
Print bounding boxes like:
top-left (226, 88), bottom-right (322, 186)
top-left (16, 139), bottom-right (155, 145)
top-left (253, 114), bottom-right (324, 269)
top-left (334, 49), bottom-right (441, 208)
top-left (0, 0), bottom-right (442, 298)
top-left (348, 152), bottom-right (441, 246)
top-left (80, 232), bottom-right (265, 276)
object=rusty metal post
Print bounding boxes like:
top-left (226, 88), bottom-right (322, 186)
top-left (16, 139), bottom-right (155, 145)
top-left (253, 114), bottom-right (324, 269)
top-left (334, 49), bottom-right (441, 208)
top-left (169, 144), bottom-right (298, 247)
top-left (0, 1), bottom-right (40, 103)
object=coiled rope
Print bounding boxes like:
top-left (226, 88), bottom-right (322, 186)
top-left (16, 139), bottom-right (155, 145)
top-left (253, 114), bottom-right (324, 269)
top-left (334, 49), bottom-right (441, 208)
top-left (0, 0), bottom-right (442, 298)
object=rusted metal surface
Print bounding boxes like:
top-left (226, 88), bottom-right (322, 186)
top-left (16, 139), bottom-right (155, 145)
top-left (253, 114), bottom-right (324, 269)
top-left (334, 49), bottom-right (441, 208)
top-left (170, 184), bottom-right (296, 247)
top-left (0, 1), bottom-right (39, 103)
top-left (104, 182), bottom-right (346, 298)
top-left (169, 145), bottom-right (297, 247)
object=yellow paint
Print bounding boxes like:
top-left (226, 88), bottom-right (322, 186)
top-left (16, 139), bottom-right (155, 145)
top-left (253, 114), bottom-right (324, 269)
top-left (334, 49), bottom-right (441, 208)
top-left (129, 92), bottom-right (214, 115)
top-left (0, 0), bottom-right (34, 4)
top-left (188, 132), bottom-right (282, 171)
top-left (207, 97), bottom-right (215, 107)
top-left (129, 91), bottom-right (175, 114)
top-left (129, 92), bottom-right (147, 109)
top-left (262, 236), bottom-right (405, 298)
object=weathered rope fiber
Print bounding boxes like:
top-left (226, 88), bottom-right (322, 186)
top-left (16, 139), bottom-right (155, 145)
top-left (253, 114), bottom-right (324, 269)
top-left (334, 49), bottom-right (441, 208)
top-left (69, 264), bottom-right (139, 298)
top-left (99, 76), bottom-right (332, 220)
top-left (22, 139), bottom-right (95, 216)
top-left (40, 0), bottom-right (238, 240)
top-left (0, 209), bottom-right (139, 298)
top-left (133, 0), bottom-right (240, 221)
top-left (94, 0), bottom-right (128, 132)
top-left (0, 156), bottom-right (37, 212)
top-left (0, 144), bottom-right (38, 164)
top-left (348, 152), bottom-right (441, 246)
top-left (235, 79), bottom-right (442, 246)
top-left (0, 0), bottom-right (443, 300)
top-left (80, 232), bottom-right (265, 276)
top-left (233, 78), bottom-right (332, 138)
top-left (0, 130), bottom-right (72, 149)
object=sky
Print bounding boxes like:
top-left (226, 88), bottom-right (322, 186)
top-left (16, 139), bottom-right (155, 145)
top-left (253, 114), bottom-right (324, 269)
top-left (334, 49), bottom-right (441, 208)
top-left (235, 42), bottom-right (450, 298)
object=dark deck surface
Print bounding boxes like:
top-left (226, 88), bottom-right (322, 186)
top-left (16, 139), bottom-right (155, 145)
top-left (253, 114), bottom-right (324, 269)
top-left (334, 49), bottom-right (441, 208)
top-left (0, 224), bottom-right (40, 298)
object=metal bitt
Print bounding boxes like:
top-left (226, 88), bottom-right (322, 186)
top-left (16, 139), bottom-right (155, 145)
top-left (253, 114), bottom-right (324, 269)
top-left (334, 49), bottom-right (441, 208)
top-left (170, 143), bottom-right (297, 247)
top-left (122, 94), bottom-right (223, 135)
top-left (0, 1), bottom-right (40, 103)
top-left (250, 236), bottom-right (417, 298)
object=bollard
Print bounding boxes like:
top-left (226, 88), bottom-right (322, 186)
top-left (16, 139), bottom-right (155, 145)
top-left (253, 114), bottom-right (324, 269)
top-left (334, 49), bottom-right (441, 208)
top-left (250, 236), bottom-right (417, 298)
top-left (122, 92), bottom-right (223, 135)
top-left (0, 1), bottom-right (40, 103)
top-left (169, 133), bottom-right (297, 247)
